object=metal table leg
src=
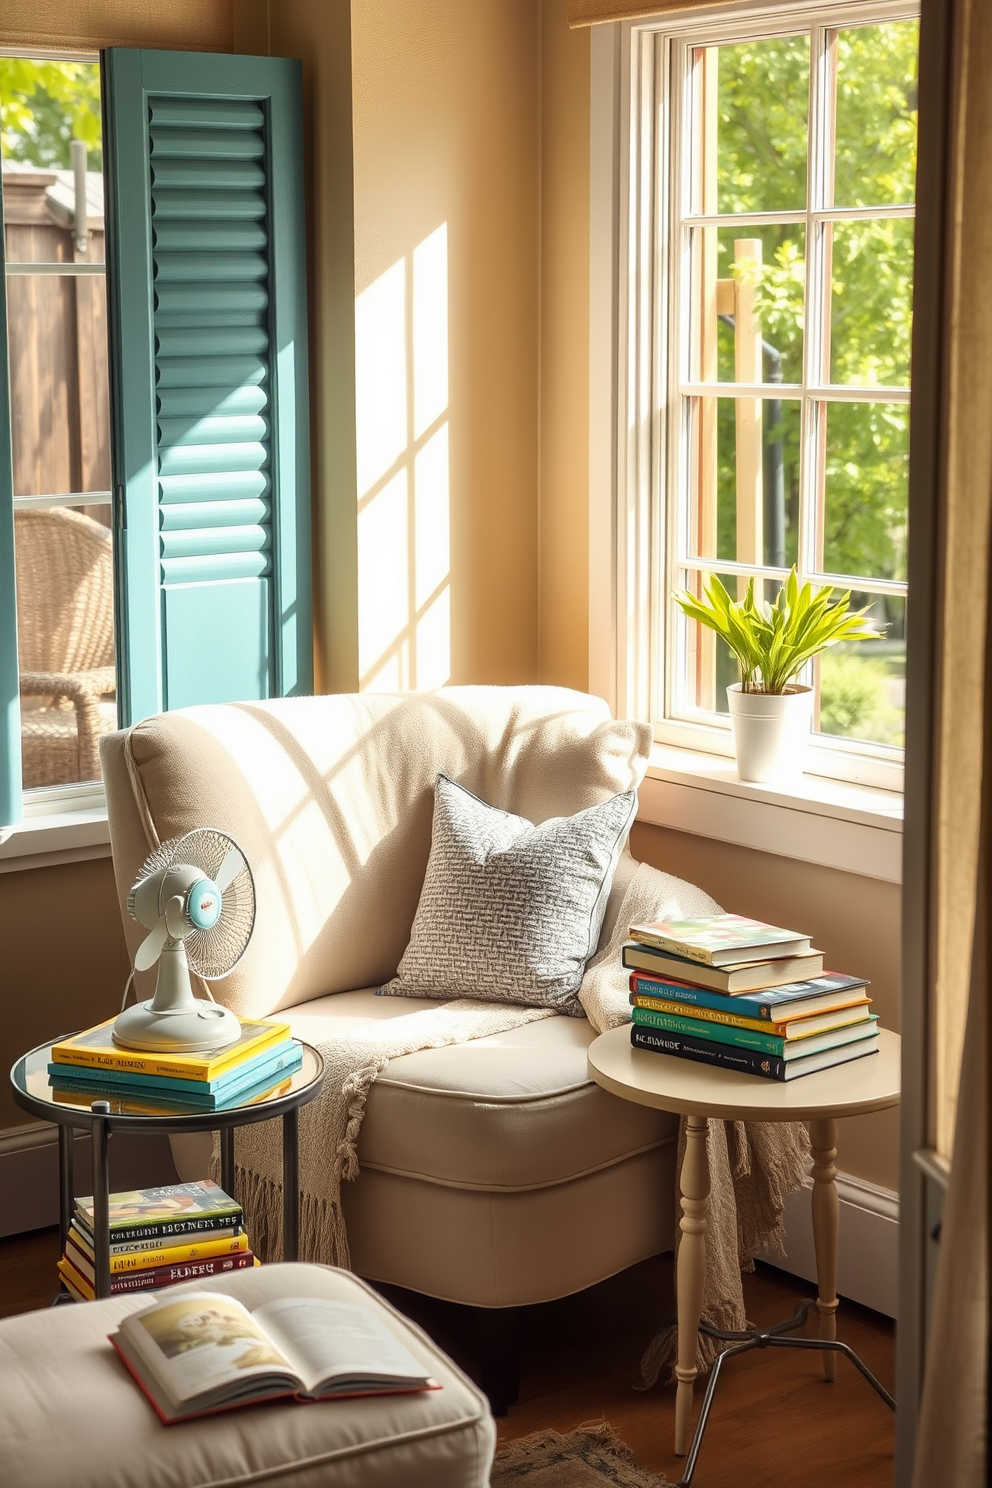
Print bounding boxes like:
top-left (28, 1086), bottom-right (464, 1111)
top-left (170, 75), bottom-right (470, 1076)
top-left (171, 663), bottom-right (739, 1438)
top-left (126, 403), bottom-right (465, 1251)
top-left (58, 1124), bottom-right (75, 1254)
top-left (220, 1127), bottom-right (236, 1200)
top-left (282, 1106), bottom-right (300, 1262)
top-left (90, 1102), bottom-right (112, 1300)
top-left (670, 1301), bottom-right (895, 1488)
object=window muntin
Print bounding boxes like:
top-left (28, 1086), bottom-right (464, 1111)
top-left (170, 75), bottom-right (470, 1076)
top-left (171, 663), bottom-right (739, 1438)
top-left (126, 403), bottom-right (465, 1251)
top-left (656, 8), bottom-right (918, 777)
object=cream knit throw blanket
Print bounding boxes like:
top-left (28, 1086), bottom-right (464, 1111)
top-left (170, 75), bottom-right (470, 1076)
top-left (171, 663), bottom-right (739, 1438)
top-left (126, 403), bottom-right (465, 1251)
top-left (230, 860), bottom-right (809, 1382)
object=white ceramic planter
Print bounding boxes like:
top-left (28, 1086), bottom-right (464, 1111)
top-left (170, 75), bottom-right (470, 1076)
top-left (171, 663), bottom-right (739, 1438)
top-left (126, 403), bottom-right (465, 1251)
top-left (726, 684), bottom-right (814, 783)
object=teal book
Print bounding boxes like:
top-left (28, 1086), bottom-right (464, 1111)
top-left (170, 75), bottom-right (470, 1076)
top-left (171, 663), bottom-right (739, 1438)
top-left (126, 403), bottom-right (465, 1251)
top-left (49, 1039), bottom-right (300, 1096)
top-left (48, 1048), bottom-right (304, 1112)
top-left (630, 1006), bottom-right (879, 1060)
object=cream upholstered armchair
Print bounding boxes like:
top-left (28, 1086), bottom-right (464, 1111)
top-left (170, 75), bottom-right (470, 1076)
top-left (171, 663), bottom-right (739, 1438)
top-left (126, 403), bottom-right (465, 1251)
top-left (100, 688), bottom-right (689, 1410)
top-left (15, 506), bottom-right (117, 788)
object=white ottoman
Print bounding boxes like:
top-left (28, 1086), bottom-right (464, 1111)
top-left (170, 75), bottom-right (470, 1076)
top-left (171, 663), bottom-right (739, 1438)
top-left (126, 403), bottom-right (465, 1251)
top-left (0, 1263), bottom-right (495, 1488)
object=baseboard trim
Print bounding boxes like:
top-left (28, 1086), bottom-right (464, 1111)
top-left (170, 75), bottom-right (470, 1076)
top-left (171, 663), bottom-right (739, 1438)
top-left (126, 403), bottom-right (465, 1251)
top-left (0, 1121), bottom-right (178, 1237)
top-left (0, 1122), bottom-right (75, 1236)
top-left (760, 1168), bottom-right (899, 1319)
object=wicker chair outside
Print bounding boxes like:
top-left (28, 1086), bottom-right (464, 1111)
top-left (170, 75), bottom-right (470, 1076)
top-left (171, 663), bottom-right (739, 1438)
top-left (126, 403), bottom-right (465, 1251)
top-left (15, 506), bottom-right (118, 789)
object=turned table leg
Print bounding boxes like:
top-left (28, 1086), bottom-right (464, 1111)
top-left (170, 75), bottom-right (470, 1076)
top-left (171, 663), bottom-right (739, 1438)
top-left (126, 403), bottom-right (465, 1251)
top-left (809, 1117), bottom-right (840, 1382)
top-left (675, 1114), bottom-right (710, 1455)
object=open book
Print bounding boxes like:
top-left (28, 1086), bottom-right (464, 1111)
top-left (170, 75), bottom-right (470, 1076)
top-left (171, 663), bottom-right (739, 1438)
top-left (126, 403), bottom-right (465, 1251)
top-left (111, 1290), bottom-right (439, 1423)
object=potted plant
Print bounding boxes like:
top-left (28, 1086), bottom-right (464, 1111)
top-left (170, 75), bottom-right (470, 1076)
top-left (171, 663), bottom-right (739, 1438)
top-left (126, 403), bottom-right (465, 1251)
top-left (675, 568), bottom-right (882, 782)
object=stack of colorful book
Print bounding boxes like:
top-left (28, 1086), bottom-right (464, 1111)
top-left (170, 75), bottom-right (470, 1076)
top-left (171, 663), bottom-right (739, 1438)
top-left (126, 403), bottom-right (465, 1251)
top-left (58, 1180), bottom-right (257, 1301)
top-left (46, 1016), bottom-right (302, 1113)
top-left (624, 914), bottom-right (879, 1082)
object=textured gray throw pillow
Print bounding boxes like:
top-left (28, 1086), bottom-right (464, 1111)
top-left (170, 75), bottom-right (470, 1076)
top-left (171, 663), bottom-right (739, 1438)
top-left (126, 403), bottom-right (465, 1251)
top-left (380, 773), bottom-right (637, 1015)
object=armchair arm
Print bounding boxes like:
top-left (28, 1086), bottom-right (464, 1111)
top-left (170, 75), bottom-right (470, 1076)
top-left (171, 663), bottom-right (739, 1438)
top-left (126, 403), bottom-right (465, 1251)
top-left (19, 667), bottom-right (117, 781)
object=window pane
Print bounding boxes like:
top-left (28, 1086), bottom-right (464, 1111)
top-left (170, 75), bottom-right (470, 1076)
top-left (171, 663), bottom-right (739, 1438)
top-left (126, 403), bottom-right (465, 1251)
top-left (3, 60), bottom-right (116, 790)
top-left (687, 396), bottom-right (800, 569)
top-left (0, 58), bottom-right (103, 262)
top-left (817, 593), bottom-right (905, 748)
top-left (676, 568), bottom-right (785, 716)
top-left (822, 401), bottom-right (908, 582)
top-left (690, 225), bottom-right (804, 385)
top-left (832, 21), bottom-right (919, 208)
top-left (695, 37), bottom-right (809, 216)
top-left (828, 218), bottom-right (914, 386)
top-left (6, 269), bottom-right (110, 499)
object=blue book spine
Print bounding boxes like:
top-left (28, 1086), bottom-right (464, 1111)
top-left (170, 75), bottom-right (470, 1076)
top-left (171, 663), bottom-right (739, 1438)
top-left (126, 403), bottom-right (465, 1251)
top-left (49, 1047), bottom-right (303, 1109)
top-left (628, 975), bottom-right (780, 1019)
top-left (49, 1040), bottom-right (300, 1095)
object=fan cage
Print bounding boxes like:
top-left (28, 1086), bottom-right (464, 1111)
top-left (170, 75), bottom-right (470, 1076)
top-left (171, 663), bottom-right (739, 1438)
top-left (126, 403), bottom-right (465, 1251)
top-left (134, 827), bottom-right (256, 980)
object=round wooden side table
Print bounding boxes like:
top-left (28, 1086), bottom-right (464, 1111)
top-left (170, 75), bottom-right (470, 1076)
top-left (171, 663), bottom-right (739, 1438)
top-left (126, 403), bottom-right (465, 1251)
top-left (588, 1025), bottom-right (900, 1480)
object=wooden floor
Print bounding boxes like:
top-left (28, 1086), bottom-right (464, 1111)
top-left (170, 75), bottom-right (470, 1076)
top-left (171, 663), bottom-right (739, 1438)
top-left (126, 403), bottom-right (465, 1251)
top-left (0, 1230), bottom-right (894, 1487)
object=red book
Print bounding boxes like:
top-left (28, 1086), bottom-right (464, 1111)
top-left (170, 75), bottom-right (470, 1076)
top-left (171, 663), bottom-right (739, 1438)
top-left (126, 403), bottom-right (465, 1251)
top-left (58, 1250), bottom-right (257, 1300)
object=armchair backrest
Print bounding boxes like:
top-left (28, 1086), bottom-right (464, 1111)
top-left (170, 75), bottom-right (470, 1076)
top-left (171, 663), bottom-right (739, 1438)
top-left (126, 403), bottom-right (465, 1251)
top-left (100, 687), bottom-right (650, 1019)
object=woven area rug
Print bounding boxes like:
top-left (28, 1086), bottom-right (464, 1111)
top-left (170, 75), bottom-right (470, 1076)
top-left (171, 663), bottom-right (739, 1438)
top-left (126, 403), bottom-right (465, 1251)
top-left (491, 1422), bottom-right (673, 1486)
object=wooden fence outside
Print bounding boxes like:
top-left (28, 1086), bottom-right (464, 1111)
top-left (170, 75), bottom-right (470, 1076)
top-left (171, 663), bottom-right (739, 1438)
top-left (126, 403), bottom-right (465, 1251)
top-left (3, 167), bottom-right (111, 526)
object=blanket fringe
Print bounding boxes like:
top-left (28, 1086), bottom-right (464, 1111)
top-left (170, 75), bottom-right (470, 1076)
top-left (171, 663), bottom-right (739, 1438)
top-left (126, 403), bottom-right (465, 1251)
top-left (233, 1162), bottom-right (353, 1270)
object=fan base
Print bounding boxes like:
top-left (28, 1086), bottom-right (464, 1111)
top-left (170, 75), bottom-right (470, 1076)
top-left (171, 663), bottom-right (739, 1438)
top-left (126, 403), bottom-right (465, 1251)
top-left (113, 999), bottom-right (243, 1054)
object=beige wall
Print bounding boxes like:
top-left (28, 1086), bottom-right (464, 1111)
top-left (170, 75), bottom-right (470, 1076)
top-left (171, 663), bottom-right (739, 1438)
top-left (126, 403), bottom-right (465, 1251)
top-left (631, 822), bottom-right (902, 1191)
top-left (349, 0), bottom-right (541, 690)
top-left (0, 0), bottom-right (232, 53)
top-left (539, 0), bottom-right (590, 690)
top-left (0, 859), bottom-right (130, 1129)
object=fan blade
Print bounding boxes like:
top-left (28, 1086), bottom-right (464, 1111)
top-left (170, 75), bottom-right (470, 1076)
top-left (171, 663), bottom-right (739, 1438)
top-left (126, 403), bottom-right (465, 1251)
top-left (134, 919), bottom-right (169, 972)
top-left (215, 846), bottom-right (245, 892)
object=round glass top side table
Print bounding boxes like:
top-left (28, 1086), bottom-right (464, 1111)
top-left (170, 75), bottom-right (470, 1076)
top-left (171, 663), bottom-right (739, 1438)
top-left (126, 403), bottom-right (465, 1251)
top-left (587, 1025), bottom-right (901, 1486)
top-left (10, 1038), bottom-right (325, 1301)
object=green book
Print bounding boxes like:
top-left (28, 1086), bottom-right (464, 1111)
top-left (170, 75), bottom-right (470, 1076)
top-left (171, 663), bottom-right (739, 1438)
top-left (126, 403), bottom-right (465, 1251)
top-left (630, 1006), bottom-right (879, 1060)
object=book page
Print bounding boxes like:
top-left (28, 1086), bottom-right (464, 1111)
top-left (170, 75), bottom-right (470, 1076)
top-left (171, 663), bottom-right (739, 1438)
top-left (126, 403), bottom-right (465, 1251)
top-left (254, 1298), bottom-right (430, 1394)
top-left (121, 1292), bottom-right (299, 1407)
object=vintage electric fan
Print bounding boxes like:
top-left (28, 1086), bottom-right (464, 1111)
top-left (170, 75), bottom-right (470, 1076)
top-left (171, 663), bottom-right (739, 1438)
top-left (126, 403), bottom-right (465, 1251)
top-left (113, 828), bottom-right (256, 1054)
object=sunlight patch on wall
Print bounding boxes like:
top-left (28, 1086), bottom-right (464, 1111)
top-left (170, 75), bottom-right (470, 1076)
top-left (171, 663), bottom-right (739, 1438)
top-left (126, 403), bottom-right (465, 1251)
top-left (355, 224), bottom-right (451, 692)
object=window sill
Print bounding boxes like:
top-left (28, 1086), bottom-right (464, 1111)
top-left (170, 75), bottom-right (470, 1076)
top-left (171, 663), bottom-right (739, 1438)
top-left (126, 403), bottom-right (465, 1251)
top-left (638, 745), bottom-right (903, 883)
top-left (0, 790), bottom-right (111, 873)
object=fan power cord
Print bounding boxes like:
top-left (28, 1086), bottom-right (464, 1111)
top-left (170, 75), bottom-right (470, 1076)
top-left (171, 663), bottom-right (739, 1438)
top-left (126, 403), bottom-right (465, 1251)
top-left (119, 967), bottom-right (136, 1012)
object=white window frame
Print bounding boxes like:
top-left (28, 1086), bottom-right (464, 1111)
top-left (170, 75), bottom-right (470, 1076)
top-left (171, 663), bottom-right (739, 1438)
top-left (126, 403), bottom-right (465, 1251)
top-left (0, 43), bottom-right (115, 859)
top-left (598, 0), bottom-right (918, 794)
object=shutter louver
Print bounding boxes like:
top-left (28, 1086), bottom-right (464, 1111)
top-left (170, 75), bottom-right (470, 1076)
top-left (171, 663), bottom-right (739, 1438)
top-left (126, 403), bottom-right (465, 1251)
top-left (151, 99), bottom-right (272, 601)
top-left (103, 50), bottom-right (311, 724)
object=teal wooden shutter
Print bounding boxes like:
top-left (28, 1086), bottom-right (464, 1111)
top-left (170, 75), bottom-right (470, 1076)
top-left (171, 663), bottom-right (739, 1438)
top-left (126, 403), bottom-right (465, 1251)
top-left (0, 182), bottom-right (21, 827)
top-left (101, 49), bottom-right (312, 724)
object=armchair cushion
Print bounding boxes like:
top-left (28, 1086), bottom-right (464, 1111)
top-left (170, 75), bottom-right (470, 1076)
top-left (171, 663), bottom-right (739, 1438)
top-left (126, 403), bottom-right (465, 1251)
top-left (380, 774), bottom-right (636, 1014)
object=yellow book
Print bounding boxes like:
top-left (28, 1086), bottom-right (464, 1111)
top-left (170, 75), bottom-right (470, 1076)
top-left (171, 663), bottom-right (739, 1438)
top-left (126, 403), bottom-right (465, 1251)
top-left (65, 1228), bottom-right (249, 1276)
top-left (51, 1016), bottom-right (291, 1083)
top-left (58, 1257), bottom-right (93, 1301)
